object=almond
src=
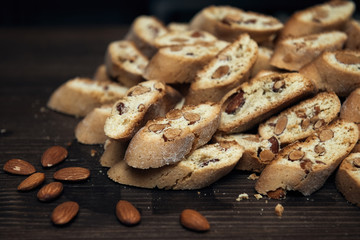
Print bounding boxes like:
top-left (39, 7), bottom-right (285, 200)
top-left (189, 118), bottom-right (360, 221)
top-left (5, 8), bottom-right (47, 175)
top-left (288, 149), bottom-right (305, 161)
top-left (51, 201), bottom-right (79, 225)
top-left (3, 159), bottom-right (36, 175)
top-left (225, 90), bottom-right (245, 114)
top-left (259, 149), bottom-right (275, 163)
top-left (148, 123), bottom-right (170, 133)
top-left (17, 172), bottom-right (45, 191)
top-left (180, 209), bottom-right (210, 232)
top-left (211, 65), bottom-right (230, 79)
top-left (53, 167), bottom-right (90, 181)
top-left (37, 182), bottom-right (63, 202)
top-left (183, 112), bottom-right (201, 125)
top-left (41, 146), bottom-right (68, 168)
top-left (128, 86), bottom-right (151, 96)
top-left (116, 200), bottom-right (141, 226)
top-left (166, 109), bottom-right (183, 120)
top-left (319, 129), bottom-right (334, 142)
top-left (274, 116), bottom-right (288, 135)
top-left (163, 128), bottom-right (182, 141)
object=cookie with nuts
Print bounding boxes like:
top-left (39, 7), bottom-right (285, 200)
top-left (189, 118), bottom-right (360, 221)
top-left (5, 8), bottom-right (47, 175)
top-left (255, 119), bottom-right (359, 198)
top-left (335, 153), bottom-right (360, 207)
top-left (300, 50), bottom-right (360, 97)
top-left (104, 80), bottom-right (182, 141)
top-left (218, 72), bottom-right (316, 134)
top-left (124, 102), bottom-right (221, 169)
top-left (143, 40), bottom-right (229, 84)
top-left (124, 15), bottom-right (168, 58)
top-left (108, 142), bottom-right (244, 189)
top-left (185, 33), bottom-right (258, 105)
top-left (189, 5), bottom-right (283, 43)
top-left (279, 0), bottom-right (355, 40)
top-left (47, 77), bottom-right (128, 117)
top-left (270, 31), bottom-right (347, 71)
top-left (105, 40), bottom-right (149, 88)
top-left (259, 92), bottom-right (341, 145)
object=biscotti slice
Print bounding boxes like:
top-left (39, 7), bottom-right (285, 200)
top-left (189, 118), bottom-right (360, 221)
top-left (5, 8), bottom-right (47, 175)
top-left (279, 0), bottom-right (355, 39)
top-left (336, 153), bottom-right (360, 207)
top-left (270, 31), bottom-right (347, 71)
top-left (255, 119), bottom-right (359, 198)
top-left (124, 102), bottom-right (221, 169)
top-left (340, 88), bottom-right (360, 123)
top-left (143, 41), bottom-right (229, 84)
top-left (93, 64), bottom-right (113, 82)
top-left (189, 5), bottom-right (283, 43)
top-left (250, 46), bottom-right (275, 78)
top-left (47, 77), bottom-right (128, 117)
top-left (75, 105), bottom-right (112, 145)
top-left (108, 142), bottom-right (244, 190)
top-left (153, 30), bottom-right (218, 49)
top-left (218, 72), bottom-right (316, 134)
top-left (299, 50), bottom-right (360, 97)
top-left (125, 15), bottom-right (168, 58)
top-left (167, 22), bottom-right (189, 32)
top-left (104, 80), bottom-right (181, 141)
top-left (105, 40), bottom-right (149, 88)
top-left (345, 19), bottom-right (360, 50)
top-left (185, 34), bottom-right (258, 105)
top-left (100, 138), bottom-right (128, 167)
top-left (213, 133), bottom-right (280, 172)
top-left (259, 92), bottom-right (341, 145)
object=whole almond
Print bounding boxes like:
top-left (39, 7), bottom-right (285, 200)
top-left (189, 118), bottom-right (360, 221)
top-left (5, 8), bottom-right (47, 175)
top-left (17, 172), bottom-right (45, 191)
top-left (53, 167), bottom-right (90, 181)
top-left (41, 146), bottom-right (68, 167)
top-left (3, 159), bottom-right (36, 175)
top-left (37, 182), bottom-right (63, 202)
top-left (51, 201), bottom-right (79, 225)
top-left (116, 200), bottom-right (141, 226)
top-left (180, 209), bottom-right (210, 232)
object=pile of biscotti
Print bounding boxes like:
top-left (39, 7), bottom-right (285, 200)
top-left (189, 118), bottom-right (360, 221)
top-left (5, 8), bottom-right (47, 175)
top-left (47, 1), bottom-right (360, 206)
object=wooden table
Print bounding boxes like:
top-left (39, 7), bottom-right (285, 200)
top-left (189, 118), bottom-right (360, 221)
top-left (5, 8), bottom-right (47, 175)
top-left (0, 26), bottom-right (359, 240)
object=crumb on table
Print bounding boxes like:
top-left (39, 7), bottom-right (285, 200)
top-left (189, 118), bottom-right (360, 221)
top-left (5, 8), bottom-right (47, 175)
top-left (236, 193), bottom-right (249, 201)
top-left (275, 203), bottom-right (284, 217)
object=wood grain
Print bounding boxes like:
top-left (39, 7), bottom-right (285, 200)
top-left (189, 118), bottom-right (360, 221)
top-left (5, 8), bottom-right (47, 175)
top-left (0, 26), bottom-right (359, 240)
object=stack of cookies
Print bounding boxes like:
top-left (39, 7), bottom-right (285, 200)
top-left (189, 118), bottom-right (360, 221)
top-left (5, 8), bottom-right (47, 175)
top-left (47, 1), bottom-right (360, 206)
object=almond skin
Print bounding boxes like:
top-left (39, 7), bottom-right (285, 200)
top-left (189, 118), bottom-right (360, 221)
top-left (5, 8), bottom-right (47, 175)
top-left (37, 182), bottom-right (63, 202)
top-left (53, 167), bottom-right (90, 181)
top-left (116, 200), bottom-right (141, 226)
top-left (41, 146), bottom-right (68, 168)
top-left (51, 201), bottom-right (79, 225)
top-left (17, 172), bottom-right (45, 191)
top-left (180, 209), bottom-right (210, 232)
top-left (3, 159), bottom-right (36, 175)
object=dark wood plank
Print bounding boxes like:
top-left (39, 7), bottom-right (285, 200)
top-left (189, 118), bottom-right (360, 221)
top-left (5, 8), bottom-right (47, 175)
top-left (0, 26), bottom-right (359, 240)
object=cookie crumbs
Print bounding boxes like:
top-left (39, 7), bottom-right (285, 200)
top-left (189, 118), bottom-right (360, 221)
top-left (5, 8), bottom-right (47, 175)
top-left (91, 149), bottom-right (97, 157)
top-left (275, 203), bottom-right (284, 217)
top-left (254, 194), bottom-right (263, 200)
top-left (236, 193), bottom-right (249, 201)
top-left (0, 129), bottom-right (6, 134)
top-left (40, 107), bottom-right (47, 113)
top-left (247, 173), bottom-right (259, 180)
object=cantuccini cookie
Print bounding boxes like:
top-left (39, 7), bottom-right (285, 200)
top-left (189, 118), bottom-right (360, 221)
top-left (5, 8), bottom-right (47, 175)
top-left (258, 92), bottom-right (341, 145)
top-left (279, 0), bottom-right (355, 39)
top-left (185, 34), bottom-right (258, 105)
top-left (255, 119), bottom-right (359, 198)
top-left (336, 153), bottom-right (360, 207)
top-left (47, 77), bottom-right (128, 117)
top-left (189, 5), bottom-right (283, 43)
top-left (153, 30), bottom-right (218, 49)
top-left (270, 31), bottom-right (347, 71)
top-left (75, 105), bottom-right (112, 145)
top-left (218, 72), bottom-right (316, 134)
top-left (93, 64), bottom-right (113, 82)
top-left (143, 41), bottom-right (229, 84)
top-left (108, 142), bottom-right (244, 190)
top-left (300, 50), bottom-right (360, 97)
top-left (213, 133), bottom-right (280, 172)
top-left (124, 102), bottom-right (221, 169)
top-left (105, 40), bottom-right (149, 88)
top-left (104, 80), bottom-right (181, 141)
top-left (125, 15), bottom-right (168, 58)
top-left (345, 19), bottom-right (360, 50)
top-left (100, 138), bottom-right (129, 168)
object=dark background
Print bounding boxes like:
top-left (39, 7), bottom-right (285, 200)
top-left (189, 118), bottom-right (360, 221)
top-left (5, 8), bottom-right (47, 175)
top-left (1, 0), bottom-right (359, 27)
